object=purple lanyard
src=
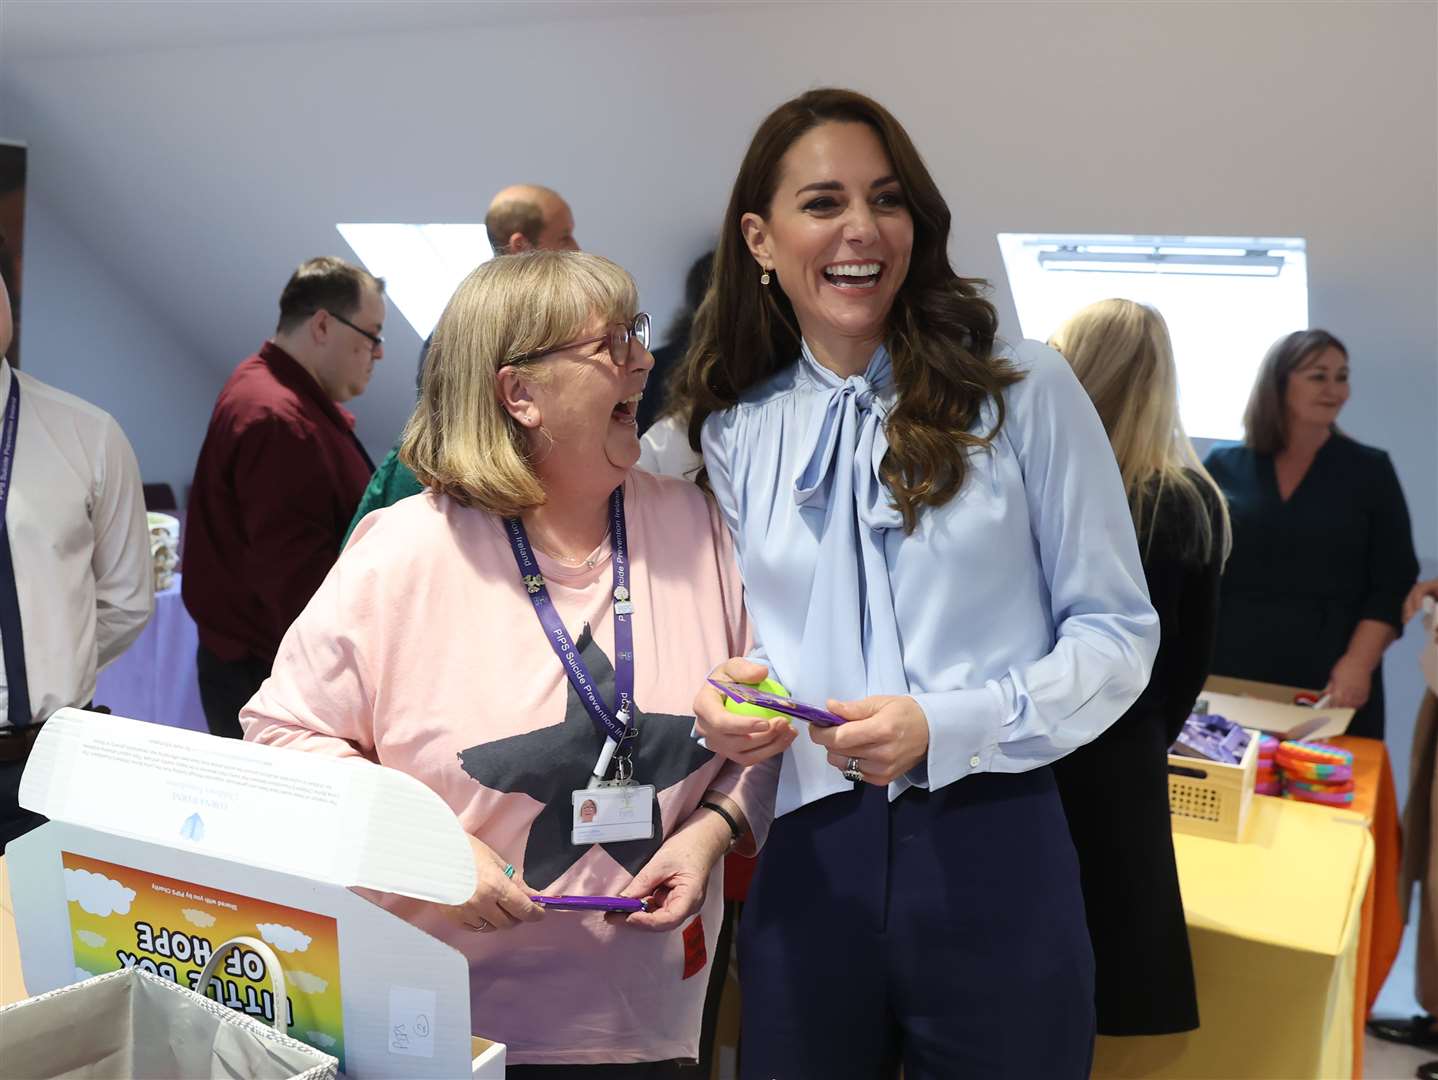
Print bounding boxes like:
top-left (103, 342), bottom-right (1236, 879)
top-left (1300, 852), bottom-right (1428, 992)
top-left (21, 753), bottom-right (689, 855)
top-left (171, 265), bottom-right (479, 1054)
top-left (505, 487), bottom-right (635, 756)
top-left (0, 375), bottom-right (18, 520)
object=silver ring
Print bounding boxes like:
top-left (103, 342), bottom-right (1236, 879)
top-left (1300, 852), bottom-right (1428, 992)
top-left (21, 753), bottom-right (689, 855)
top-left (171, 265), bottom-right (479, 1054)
top-left (842, 756), bottom-right (864, 782)
top-left (471, 918), bottom-right (491, 933)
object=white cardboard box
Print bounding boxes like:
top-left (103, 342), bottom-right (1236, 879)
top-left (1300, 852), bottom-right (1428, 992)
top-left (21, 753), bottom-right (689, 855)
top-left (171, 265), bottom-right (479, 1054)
top-left (10, 708), bottom-right (505, 1077)
top-left (1200, 676), bottom-right (1357, 740)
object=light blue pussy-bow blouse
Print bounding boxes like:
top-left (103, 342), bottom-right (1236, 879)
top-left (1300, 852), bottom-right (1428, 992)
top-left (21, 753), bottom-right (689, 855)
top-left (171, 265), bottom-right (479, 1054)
top-left (701, 339), bottom-right (1159, 821)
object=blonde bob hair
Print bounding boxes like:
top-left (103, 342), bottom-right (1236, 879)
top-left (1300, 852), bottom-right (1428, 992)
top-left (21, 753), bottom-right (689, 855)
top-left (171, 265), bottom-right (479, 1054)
top-left (1049, 299), bottom-right (1230, 564)
top-left (399, 251), bottom-right (638, 516)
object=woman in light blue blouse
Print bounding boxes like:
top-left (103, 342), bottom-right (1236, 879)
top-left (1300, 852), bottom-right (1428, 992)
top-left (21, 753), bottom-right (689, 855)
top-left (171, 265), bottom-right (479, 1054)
top-left (682, 89), bottom-right (1159, 1078)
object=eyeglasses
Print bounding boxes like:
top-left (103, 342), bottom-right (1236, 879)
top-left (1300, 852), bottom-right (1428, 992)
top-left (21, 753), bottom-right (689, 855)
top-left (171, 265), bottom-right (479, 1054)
top-left (501, 312), bottom-right (651, 369)
top-left (325, 310), bottom-right (384, 352)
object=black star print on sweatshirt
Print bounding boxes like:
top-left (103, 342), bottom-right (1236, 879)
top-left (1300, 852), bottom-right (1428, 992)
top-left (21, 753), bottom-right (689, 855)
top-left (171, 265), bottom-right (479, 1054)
top-left (457, 625), bottom-right (715, 890)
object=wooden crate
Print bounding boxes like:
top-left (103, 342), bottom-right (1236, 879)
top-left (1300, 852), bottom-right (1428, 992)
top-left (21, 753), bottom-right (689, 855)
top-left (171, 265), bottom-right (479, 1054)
top-left (1168, 727), bottom-right (1260, 842)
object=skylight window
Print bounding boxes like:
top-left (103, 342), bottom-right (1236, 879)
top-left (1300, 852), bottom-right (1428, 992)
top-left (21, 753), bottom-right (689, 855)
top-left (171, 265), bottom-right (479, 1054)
top-left (997, 234), bottom-right (1309, 440)
top-left (336, 223), bottom-right (493, 340)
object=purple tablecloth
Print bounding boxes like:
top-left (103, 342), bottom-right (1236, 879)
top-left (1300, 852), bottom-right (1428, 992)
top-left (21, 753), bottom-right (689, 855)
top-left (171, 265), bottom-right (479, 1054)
top-left (95, 574), bottom-right (206, 733)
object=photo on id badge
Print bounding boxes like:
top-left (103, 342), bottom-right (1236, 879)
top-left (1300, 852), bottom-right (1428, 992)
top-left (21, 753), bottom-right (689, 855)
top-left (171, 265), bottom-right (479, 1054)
top-left (571, 784), bottom-right (655, 844)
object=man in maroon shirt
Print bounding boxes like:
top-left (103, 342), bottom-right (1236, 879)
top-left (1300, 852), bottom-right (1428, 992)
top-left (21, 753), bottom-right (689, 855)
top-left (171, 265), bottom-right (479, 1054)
top-left (184, 256), bottom-right (384, 737)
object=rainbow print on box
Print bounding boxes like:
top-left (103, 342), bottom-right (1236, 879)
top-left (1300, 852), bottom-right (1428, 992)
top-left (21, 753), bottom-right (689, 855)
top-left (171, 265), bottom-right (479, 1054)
top-left (60, 851), bottom-right (346, 1070)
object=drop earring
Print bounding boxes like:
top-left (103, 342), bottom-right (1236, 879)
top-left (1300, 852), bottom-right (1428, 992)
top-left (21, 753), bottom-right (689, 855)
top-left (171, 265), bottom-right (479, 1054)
top-left (760, 267), bottom-right (771, 286)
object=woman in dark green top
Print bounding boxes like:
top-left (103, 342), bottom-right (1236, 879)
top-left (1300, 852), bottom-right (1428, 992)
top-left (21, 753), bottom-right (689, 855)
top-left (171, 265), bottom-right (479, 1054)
top-left (1204, 329), bottom-right (1418, 739)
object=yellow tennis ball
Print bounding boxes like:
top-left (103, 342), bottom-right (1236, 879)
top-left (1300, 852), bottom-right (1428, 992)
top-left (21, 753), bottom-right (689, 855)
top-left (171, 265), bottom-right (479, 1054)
top-left (723, 677), bottom-right (791, 720)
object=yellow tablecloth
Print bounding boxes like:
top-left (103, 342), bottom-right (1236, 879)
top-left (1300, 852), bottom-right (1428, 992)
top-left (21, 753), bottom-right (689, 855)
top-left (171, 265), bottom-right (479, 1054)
top-left (1093, 794), bottom-right (1373, 1079)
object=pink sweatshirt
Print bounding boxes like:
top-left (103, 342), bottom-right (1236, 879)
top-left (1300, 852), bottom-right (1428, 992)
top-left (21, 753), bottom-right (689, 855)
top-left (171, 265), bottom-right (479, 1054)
top-left (242, 470), bottom-right (777, 1065)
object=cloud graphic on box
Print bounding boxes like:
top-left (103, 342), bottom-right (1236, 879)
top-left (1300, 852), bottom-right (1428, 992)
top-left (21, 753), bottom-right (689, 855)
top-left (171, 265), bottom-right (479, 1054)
top-left (181, 908), bottom-right (217, 929)
top-left (289, 970), bottom-right (329, 994)
top-left (75, 930), bottom-right (107, 948)
top-left (306, 1031), bottom-right (338, 1049)
top-left (256, 923), bottom-right (311, 953)
top-left (74, 966), bottom-right (94, 983)
top-left (64, 868), bottom-right (136, 917)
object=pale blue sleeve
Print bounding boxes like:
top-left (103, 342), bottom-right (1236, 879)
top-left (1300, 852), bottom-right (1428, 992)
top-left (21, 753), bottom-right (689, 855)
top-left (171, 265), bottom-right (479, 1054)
top-left (912, 347), bottom-right (1159, 790)
top-left (700, 409), bottom-right (775, 672)
top-left (700, 411), bottom-right (742, 539)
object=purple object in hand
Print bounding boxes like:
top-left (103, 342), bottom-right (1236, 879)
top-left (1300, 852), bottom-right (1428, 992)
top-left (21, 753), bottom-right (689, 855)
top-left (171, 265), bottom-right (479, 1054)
top-left (530, 895), bottom-right (649, 913)
top-left (707, 678), bottom-right (847, 726)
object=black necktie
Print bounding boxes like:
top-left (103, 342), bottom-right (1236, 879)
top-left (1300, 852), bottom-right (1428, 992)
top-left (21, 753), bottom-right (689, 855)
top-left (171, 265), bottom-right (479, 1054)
top-left (0, 372), bottom-right (32, 728)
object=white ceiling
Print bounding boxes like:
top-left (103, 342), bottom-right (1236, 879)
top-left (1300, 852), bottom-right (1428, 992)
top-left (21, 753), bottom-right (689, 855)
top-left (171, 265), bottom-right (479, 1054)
top-left (0, 0), bottom-right (1433, 558)
top-left (0, 0), bottom-right (713, 60)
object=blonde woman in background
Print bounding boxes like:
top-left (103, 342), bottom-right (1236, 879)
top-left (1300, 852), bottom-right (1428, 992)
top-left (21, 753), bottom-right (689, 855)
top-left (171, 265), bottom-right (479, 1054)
top-left (1048, 299), bottom-right (1231, 1037)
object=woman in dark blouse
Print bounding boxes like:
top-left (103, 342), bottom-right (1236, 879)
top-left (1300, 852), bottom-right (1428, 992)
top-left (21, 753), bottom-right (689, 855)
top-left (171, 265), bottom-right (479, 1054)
top-left (1204, 329), bottom-right (1418, 739)
top-left (1048, 299), bottom-right (1228, 1036)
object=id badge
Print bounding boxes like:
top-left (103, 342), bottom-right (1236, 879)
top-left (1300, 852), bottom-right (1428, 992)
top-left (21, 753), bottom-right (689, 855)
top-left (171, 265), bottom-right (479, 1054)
top-left (572, 783), bottom-right (655, 845)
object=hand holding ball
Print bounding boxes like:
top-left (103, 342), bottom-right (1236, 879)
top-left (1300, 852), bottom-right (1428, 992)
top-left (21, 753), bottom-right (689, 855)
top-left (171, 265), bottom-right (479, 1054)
top-left (722, 678), bottom-right (792, 721)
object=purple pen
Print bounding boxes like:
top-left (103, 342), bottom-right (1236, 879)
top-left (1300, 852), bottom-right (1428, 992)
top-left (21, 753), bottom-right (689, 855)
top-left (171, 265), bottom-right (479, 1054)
top-left (531, 895), bottom-right (649, 914)
top-left (707, 678), bottom-right (847, 726)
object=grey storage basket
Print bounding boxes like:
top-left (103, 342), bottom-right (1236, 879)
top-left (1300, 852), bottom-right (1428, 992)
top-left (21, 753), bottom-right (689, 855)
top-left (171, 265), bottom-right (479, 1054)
top-left (0, 936), bottom-right (337, 1079)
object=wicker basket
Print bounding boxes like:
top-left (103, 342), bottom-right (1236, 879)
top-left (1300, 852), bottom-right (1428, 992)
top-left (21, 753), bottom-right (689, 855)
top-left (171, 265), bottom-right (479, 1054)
top-left (1168, 726), bottom-right (1260, 842)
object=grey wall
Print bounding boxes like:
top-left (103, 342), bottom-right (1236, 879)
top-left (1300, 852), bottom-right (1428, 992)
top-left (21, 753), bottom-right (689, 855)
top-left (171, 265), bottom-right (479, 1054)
top-left (1, 0), bottom-right (1434, 763)
top-left (16, 197), bottom-right (221, 499)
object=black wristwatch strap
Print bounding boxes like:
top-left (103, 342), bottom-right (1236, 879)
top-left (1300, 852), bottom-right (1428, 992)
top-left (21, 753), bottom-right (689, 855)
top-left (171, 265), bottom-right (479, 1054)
top-left (699, 799), bottom-right (742, 848)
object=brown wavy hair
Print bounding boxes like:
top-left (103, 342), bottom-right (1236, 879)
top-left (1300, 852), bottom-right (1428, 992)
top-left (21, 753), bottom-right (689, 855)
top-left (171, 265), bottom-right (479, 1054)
top-left (671, 87), bottom-right (1019, 532)
top-left (1242, 328), bottom-right (1347, 455)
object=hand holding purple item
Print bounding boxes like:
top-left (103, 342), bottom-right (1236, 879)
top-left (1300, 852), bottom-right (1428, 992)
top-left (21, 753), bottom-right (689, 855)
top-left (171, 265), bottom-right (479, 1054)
top-left (707, 678), bottom-right (847, 726)
top-left (530, 895), bottom-right (650, 914)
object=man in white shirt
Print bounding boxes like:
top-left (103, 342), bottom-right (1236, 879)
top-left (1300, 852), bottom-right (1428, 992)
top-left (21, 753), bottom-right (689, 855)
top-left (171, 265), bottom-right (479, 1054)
top-left (0, 260), bottom-right (153, 850)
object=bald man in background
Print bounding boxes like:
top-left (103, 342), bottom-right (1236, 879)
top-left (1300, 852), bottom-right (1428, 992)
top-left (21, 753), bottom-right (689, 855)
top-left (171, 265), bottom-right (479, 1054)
top-left (485, 184), bottom-right (578, 254)
top-left (341, 184), bottom-right (579, 543)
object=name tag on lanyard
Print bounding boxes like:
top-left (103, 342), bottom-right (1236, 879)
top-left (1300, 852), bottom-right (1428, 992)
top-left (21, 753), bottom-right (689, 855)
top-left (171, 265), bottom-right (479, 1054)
top-left (505, 487), bottom-right (655, 847)
top-left (571, 782), bottom-right (655, 844)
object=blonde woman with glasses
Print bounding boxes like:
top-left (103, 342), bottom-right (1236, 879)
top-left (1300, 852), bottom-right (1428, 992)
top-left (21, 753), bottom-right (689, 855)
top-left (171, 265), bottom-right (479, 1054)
top-left (1047, 298), bottom-right (1230, 1038)
top-left (242, 252), bottom-right (774, 1075)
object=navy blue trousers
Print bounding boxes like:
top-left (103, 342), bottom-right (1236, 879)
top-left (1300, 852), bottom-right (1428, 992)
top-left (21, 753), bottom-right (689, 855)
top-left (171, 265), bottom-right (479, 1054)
top-left (738, 768), bottom-right (1095, 1079)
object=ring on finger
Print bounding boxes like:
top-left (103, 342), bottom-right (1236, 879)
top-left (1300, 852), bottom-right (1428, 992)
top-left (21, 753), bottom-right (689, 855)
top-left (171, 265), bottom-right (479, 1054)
top-left (470, 918), bottom-right (492, 933)
top-left (842, 756), bottom-right (864, 782)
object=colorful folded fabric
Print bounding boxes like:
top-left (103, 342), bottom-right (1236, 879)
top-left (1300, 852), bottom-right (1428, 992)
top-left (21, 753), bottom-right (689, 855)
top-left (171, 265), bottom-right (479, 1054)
top-left (1254, 734), bottom-right (1285, 797)
top-left (1275, 739), bottom-right (1353, 782)
top-left (1284, 785), bottom-right (1355, 807)
top-left (1268, 741), bottom-right (1358, 806)
top-left (1283, 760), bottom-right (1353, 783)
top-left (1287, 776), bottom-right (1356, 796)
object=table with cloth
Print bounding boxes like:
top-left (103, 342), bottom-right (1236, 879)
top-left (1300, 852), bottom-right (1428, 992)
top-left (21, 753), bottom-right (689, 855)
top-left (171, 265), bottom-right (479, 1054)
top-left (94, 574), bottom-right (206, 734)
top-left (1091, 734), bottom-right (1401, 1080)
